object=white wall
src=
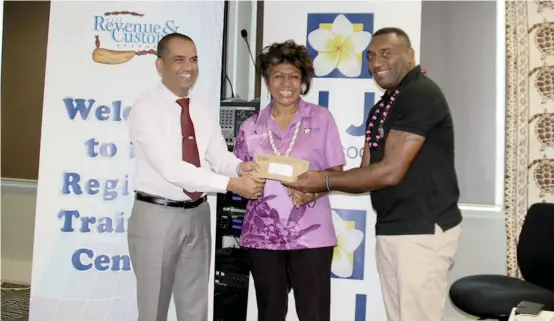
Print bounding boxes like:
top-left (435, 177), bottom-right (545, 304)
top-left (1, 179), bottom-right (37, 284)
top-left (421, 0), bottom-right (502, 206)
top-left (223, 0), bottom-right (257, 100)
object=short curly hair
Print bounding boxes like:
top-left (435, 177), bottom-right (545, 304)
top-left (255, 40), bottom-right (315, 95)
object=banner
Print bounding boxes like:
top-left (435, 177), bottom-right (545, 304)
top-left (250, 2), bottom-right (422, 321)
top-left (29, 2), bottom-right (224, 320)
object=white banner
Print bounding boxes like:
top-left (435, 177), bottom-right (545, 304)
top-left (250, 2), bottom-right (422, 321)
top-left (29, 2), bottom-right (224, 320)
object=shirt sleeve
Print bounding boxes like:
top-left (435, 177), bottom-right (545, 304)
top-left (323, 110), bottom-right (346, 169)
top-left (128, 98), bottom-right (231, 194)
top-left (390, 85), bottom-right (448, 137)
top-left (233, 126), bottom-right (252, 162)
top-left (204, 111), bottom-right (242, 178)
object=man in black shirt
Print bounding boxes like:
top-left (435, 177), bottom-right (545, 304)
top-left (285, 27), bottom-right (462, 321)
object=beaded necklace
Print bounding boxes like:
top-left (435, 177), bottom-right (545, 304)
top-left (268, 112), bottom-right (301, 157)
top-left (365, 89), bottom-right (401, 149)
top-left (365, 68), bottom-right (428, 149)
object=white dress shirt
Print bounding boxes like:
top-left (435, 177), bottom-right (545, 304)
top-left (128, 82), bottom-right (241, 201)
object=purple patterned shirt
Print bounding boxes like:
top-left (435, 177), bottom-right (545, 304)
top-left (233, 99), bottom-right (346, 250)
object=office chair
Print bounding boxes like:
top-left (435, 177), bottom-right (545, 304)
top-left (449, 202), bottom-right (554, 321)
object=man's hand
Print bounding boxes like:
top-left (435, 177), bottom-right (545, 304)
top-left (227, 176), bottom-right (265, 199)
top-left (288, 188), bottom-right (317, 207)
top-left (237, 161), bottom-right (259, 176)
top-left (282, 171), bottom-right (327, 193)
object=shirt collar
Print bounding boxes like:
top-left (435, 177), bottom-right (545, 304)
top-left (380, 65), bottom-right (422, 100)
top-left (400, 64), bottom-right (422, 87)
top-left (254, 98), bottom-right (314, 126)
top-left (158, 82), bottom-right (190, 105)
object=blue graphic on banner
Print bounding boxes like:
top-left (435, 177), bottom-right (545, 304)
top-left (355, 294), bottom-right (367, 321)
top-left (331, 209), bottom-right (366, 280)
top-left (318, 91), bottom-right (375, 137)
top-left (346, 93), bottom-right (374, 136)
top-left (306, 13), bottom-right (374, 79)
top-left (318, 91), bottom-right (329, 108)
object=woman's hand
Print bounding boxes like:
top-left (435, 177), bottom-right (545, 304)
top-left (288, 188), bottom-right (317, 207)
top-left (237, 161), bottom-right (260, 176)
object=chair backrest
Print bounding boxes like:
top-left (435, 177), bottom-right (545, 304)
top-left (517, 202), bottom-right (554, 292)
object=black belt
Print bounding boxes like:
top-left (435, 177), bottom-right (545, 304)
top-left (135, 192), bottom-right (207, 209)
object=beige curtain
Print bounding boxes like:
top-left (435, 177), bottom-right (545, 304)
top-left (504, 0), bottom-right (554, 278)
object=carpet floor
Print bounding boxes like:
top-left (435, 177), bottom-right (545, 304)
top-left (1, 282), bottom-right (30, 321)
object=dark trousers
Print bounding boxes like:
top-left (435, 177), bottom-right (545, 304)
top-left (249, 247), bottom-right (334, 321)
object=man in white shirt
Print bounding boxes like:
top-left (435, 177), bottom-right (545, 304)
top-left (127, 32), bottom-right (265, 321)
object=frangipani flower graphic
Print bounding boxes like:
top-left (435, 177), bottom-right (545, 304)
top-left (308, 14), bottom-right (372, 77)
top-left (331, 210), bottom-right (364, 278)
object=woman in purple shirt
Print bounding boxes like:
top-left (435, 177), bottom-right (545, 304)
top-left (233, 40), bottom-right (346, 321)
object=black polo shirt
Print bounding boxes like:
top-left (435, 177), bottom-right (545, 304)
top-left (366, 65), bottom-right (462, 235)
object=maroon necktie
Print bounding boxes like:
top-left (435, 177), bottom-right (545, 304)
top-left (176, 98), bottom-right (202, 201)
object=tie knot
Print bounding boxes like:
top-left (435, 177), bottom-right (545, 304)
top-left (176, 97), bottom-right (190, 109)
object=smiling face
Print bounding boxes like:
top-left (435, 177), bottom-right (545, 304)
top-left (267, 63), bottom-right (302, 107)
top-left (367, 33), bottom-right (415, 91)
top-left (155, 37), bottom-right (198, 97)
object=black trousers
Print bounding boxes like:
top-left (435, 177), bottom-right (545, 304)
top-left (249, 247), bottom-right (334, 321)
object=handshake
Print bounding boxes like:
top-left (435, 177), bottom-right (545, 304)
top-left (226, 161), bottom-right (266, 199)
top-left (226, 161), bottom-right (318, 207)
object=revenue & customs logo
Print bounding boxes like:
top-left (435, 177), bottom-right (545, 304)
top-left (91, 11), bottom-right (180, 65)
